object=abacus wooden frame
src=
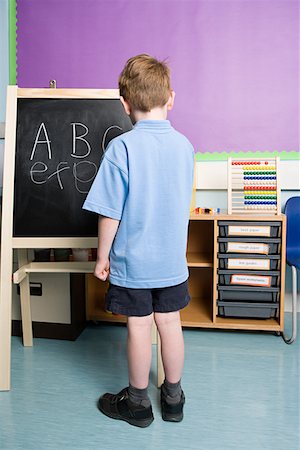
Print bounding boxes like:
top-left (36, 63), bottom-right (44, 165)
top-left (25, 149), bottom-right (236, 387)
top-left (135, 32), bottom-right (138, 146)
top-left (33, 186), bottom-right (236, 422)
top-left (227, 157), bottom-right (281, 215)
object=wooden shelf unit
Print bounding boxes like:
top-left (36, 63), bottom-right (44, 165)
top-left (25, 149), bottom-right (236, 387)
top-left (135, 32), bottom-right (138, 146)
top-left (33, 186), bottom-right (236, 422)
top-left (85, 277), bottom-right (128, 324)
top-left (86, 213), bottom-right (286, 333)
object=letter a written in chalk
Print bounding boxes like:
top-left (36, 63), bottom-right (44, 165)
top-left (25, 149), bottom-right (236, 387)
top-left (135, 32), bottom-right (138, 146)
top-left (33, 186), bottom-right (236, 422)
top-left (30, 123), bottom-right (52, 160)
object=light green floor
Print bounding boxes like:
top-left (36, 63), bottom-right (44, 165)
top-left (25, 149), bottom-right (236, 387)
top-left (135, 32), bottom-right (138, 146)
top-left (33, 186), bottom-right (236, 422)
top-left (1, 315), bottom-right (299, 450)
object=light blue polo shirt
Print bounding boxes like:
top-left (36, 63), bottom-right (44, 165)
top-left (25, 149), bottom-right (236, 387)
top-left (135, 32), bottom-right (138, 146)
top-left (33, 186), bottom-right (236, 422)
top-left (83, 120), bottom-right (194, 288)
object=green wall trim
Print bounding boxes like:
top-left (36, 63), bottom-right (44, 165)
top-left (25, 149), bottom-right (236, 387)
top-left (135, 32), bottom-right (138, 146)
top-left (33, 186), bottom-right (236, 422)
top-left (195, 151), bottom-right (300, 161)
top-left (9, 0), bottom-right (16, 85)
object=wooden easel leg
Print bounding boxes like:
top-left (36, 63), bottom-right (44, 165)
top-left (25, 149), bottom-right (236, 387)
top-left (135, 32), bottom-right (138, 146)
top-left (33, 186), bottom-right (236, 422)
top-left (0, 254), bottom-right (13, 390)
top-left (17, 250), bottom-right (33, 346)
top-left (0, 85), bottom-right (18, 390)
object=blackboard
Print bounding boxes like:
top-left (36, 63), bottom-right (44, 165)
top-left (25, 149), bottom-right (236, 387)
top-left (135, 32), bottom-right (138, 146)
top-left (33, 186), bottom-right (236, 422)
top-left (13, 98), bottom-right (132, 237)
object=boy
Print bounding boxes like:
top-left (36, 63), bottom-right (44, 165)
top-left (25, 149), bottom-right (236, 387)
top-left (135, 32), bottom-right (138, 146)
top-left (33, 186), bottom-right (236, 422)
top-left (83, 54), bottom-right (194, 427)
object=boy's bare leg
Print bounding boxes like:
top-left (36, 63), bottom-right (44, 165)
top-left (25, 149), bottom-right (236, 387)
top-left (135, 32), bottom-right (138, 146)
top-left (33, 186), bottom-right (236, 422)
top-left (127, 314), bottom-right (154, 388)
top-left (97, 314), bottom-right (154, 428)
top-left (154, 311), bottom-right (184, 383)
top-left (154, 310), bottom-right (185, 422)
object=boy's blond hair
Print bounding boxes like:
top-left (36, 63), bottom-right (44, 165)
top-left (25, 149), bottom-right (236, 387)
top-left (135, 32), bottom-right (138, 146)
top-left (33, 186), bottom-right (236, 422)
top-left (119, 54), bottom-right (171, 112)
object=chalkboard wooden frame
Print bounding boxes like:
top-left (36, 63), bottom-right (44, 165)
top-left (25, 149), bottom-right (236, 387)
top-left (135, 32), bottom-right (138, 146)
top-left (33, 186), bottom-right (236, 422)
top-left (0, 87), bottom-right (135, 390)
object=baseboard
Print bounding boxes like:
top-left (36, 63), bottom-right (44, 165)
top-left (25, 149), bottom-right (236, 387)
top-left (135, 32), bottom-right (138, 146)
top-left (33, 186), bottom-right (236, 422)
top-left (284, 292), bottom-right (300, 313)
top-left (12, 319), bottom-right (86, 340)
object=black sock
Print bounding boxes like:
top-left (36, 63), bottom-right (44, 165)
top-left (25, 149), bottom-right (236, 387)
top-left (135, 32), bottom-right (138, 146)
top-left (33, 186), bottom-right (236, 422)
top-left (128, 384), bottom-right (151, 408)
top-left (162, 379), bottom-right (182, 404)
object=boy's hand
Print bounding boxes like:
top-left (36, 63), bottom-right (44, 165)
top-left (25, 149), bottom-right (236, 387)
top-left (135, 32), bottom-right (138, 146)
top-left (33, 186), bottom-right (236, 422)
top-left (94, 258), bottom-right (110, 281)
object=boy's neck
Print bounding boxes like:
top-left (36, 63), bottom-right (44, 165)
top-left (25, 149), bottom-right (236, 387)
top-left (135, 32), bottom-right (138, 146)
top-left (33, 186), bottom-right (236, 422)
top-left (132, 105), bottom-right (168, 122)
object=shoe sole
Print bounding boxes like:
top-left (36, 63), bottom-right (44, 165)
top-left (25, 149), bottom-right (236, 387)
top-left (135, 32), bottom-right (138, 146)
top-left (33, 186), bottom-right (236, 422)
top-left (161, 389), bottom-right (185, 423)
top-left (162, 412), bottom-right (183, 422)
top-left (97, 400), bottom-right (154, 428)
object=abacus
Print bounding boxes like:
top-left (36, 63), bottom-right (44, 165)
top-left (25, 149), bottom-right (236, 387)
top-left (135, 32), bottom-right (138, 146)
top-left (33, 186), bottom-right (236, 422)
top-left (227, 157), bottom-right (280, 215)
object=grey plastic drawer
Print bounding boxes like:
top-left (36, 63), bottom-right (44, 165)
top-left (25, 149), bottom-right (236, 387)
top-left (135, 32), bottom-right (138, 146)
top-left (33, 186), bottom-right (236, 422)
top-left (218, 269), bottom-right (280, 287)
top-left (218, 221), bottom-right (281, 238)
top-left (218, 237), bottom-right (281, 255)
top-left (217, 285), bottom-right (280, 302)
top-left (218, 301), bottom-right (279, 319)
top-left (218, 253), bottom-right (280, 270)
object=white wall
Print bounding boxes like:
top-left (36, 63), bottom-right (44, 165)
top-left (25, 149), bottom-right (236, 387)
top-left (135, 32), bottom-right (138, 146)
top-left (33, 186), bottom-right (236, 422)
top-left (196, 161), bottom-right (300, 191)
top-left (12, 272), bottom-right (71, 323)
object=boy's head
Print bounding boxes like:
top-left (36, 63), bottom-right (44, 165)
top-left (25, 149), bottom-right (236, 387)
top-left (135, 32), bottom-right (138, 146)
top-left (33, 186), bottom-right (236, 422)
top-left (119, 54), bottom-right (172, 113)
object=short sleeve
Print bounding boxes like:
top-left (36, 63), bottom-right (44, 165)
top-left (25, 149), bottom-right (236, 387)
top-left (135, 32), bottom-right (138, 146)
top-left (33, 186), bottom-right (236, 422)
top-left (82, 156), bottom-right (128, 220)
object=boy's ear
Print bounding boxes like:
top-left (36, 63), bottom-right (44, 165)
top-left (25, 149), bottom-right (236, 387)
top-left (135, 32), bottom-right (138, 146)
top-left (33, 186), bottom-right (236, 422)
top-left (167, 90), bottom-right (175, 111)
top-left (120, 96), bottom-right (131, 115)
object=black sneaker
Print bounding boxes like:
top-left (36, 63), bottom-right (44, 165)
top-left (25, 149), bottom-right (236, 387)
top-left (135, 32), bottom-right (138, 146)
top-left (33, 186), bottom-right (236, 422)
top-left (98, 387), bottom-right (154, 428)
top-left (161, 387), bottom-right (185, 422)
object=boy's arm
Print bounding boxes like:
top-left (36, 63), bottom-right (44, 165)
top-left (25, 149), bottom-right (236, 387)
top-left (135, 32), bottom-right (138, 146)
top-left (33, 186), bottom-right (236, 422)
top-left (94, 215), bottom-right (120, 281)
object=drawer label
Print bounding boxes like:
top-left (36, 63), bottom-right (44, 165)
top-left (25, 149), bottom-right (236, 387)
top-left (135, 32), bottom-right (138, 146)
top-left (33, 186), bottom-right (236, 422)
top-left (228, 258), bottom-right (270, 270)
top-left (230, 274), bottom-right (271, 287)
top-left (228, 226), bottom-right (271, 237)
top-left (227, 242), bottom-right (269, 254)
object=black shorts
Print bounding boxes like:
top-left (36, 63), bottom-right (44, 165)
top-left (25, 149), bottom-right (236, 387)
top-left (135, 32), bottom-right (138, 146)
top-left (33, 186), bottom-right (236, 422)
top-left (105, 280), bottom-right (190, 317)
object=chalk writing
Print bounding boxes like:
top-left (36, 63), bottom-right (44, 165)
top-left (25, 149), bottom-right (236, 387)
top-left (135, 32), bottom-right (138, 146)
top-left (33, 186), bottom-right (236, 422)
top-left (71, 123), bottom-right (91, 158)
top-left (47, 162), bottom-right (71, 190)
top-left (30, 122), bottom-right (52, 160)
top-left (30, 162), bottom-right (48, 184)
top-left (102, 125), bottom-right (122, 152)
top-left (29, 123), bottom-right (122, 192)
top-left (73, 161), bottom-right (98, 194)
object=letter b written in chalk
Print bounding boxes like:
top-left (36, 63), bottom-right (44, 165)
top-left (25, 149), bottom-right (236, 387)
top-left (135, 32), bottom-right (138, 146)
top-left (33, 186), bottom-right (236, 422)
top-left (71, 123), bottom-right (91, 158)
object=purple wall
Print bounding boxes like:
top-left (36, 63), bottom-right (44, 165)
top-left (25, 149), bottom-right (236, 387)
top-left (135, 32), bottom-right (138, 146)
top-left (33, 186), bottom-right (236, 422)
top-left (16, 0), bottom-right (299, 153)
